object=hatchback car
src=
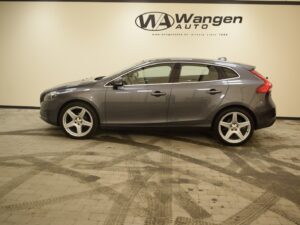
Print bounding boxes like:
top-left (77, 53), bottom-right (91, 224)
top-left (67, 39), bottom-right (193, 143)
top-left (40, 58), bottom-right (276, 145)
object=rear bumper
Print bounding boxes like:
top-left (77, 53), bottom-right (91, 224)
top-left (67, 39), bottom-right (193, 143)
top-left (255, 107), bottom-right (276, 129)
top-left (255, 93), bottom-right (276, 129)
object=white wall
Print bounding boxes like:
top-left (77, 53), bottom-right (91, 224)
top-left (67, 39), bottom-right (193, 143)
top-left (0, 1), bottom-right (299, 117)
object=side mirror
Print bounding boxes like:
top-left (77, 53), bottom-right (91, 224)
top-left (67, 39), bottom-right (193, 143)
top-left (112, 78), bottom-right (124, 90)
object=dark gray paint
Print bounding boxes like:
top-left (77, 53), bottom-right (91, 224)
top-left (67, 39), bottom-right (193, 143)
top-left (40, 58), bottom-right (276, 129)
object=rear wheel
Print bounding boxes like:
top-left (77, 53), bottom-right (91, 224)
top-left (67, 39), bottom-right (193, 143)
top-left (59, 102), bottom-right (99, 139)
top-left (213, 108), bottom-right (254, 146)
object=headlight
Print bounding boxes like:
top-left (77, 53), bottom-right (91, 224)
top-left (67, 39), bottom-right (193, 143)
top-left (42, 88), bottom-right (76, 102)
top-left (44, 91), bottom-right (58, 101)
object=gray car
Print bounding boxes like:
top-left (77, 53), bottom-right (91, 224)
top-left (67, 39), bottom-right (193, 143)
top-left (40, 58), bottom-right (276, 145)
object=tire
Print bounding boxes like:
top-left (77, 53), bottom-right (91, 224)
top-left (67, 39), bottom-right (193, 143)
top-left (59, 101), bottom-right (99, 139)
top-left (213, 107), bottom-right (254, 146)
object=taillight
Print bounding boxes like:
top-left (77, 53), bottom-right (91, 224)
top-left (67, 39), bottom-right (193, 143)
top-left (250, 70), bottom-right (272, 93)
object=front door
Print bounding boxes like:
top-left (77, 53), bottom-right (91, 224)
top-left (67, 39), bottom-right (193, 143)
top-left (104, 63), bottom-right (174, 125)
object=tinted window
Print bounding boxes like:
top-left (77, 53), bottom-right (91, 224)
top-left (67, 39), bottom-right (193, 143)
top-left (122, 65), bottom-right (172, 85)
top-left (179, 64), bottom-right (219, 82)
top-left (222, 67), bottom-right (239, 79)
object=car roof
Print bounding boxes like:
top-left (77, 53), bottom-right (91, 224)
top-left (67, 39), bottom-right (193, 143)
top-left (141, 58), bottom-right (255, 71)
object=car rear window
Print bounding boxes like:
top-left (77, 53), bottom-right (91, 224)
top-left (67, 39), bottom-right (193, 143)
top-left (222, 67), bottom-right (239, 79)
top-left (179, 64), bottom-right (219, 82)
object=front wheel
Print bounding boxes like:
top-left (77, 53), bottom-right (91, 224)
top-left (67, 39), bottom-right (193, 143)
top-left (59, 102), bottom-right (99, 139)
top-left (213, 108), bottom-right (254, 146)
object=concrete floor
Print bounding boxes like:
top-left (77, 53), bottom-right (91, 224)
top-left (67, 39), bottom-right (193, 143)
top-left (0, 109), bottom-right (299, 225)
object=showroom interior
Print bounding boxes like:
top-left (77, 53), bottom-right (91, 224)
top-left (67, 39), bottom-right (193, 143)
top-left (0, 0), bottom-right (299, 225)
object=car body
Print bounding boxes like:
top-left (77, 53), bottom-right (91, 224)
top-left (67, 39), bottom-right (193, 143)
top-left (40, 58), bottom-right (276, 145)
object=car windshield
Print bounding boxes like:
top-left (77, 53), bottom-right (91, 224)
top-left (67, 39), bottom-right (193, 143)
top-left (95, 61), bottom-right (144, 81)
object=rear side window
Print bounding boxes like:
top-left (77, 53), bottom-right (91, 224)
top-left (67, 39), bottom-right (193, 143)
top-left (222, 67), bottom-right (239, 79)
top-left (179, 64), bottom-right (219, 82)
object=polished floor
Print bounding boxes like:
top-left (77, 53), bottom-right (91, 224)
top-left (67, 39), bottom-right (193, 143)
top-left (0, 109), bottom-right (299, 225)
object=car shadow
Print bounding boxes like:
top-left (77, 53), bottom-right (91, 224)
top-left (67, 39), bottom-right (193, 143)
top-left (99, 126), bottom-right (213, 138)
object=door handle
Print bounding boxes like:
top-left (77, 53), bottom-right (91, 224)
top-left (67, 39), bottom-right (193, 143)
top-left (207, 89), bottom-right (222, 95)
top-left (151, 91), bottom-right (167, 97)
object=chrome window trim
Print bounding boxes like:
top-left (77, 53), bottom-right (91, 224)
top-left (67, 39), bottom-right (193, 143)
top-left (104, 61), bottom-right (241, 87)
top-left (104, 62), bottom-right (174, 87)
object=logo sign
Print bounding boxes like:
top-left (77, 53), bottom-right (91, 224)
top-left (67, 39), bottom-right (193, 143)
top-left (135, 12), bottom-right (175, 31)
top-left (135, 12), bottom-right (243, 31)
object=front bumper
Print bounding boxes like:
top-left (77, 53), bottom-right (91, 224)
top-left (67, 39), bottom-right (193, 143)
top-left (40, 100), bottom-right (60, 126)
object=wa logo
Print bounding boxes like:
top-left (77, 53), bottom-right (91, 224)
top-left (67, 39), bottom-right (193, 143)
top-left (135, 12), bottom-right (174, 31)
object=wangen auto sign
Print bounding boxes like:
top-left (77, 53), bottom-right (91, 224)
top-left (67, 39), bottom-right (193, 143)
top-left (135, 12), bottom-right (243, 31)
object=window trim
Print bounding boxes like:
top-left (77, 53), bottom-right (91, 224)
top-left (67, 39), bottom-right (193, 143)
top-left (104, 61), bottom-right (240, 87)
top-left (105, 62), bottom-right (175, 87)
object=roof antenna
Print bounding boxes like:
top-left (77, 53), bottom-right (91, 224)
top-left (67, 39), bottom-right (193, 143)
top-left (218, 57), bottom-right (227, 61)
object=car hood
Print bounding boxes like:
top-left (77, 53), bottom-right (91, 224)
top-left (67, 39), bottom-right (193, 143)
top-left (43, 77), bottom-right (97, 94)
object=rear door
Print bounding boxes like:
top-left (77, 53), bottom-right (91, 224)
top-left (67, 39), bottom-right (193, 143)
top-left (168, 63), bottom-right (228, 125)
top-left (104, 63), bottom-right (175, 125)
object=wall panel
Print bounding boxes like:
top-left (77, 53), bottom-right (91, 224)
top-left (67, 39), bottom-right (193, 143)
top-left (0, 2), bottom-right (299, 116)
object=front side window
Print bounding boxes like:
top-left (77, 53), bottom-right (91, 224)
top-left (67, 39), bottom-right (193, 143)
top-left (179, 64), bottom-right (219, 82)
top-left (121, 65), bottom-right (172, 85)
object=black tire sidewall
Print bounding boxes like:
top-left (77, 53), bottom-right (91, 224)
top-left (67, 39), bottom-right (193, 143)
top-left (59, 101), bottom-right (99, 139)
top-left (213, 107), bottom-right (254, 146)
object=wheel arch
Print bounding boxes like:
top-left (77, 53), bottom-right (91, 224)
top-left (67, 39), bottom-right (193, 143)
top-left (212, 104), bottom-right (257, 129)
top-left (57, 99), bottom-right (101, 126)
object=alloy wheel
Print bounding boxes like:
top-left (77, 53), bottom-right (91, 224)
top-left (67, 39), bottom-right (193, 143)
top-left (62, 106), bottom-right (94, 137)
top-left (218, 112), bottom-right (251, 144)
